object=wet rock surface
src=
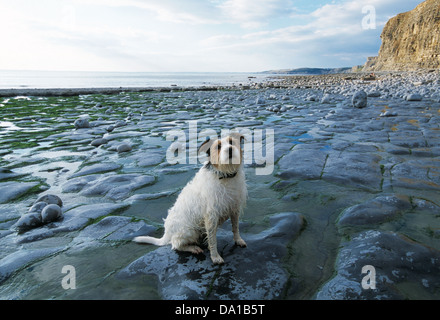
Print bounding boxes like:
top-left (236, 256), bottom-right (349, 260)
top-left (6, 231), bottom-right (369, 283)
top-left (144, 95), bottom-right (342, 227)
top-left (118, 212), bottom-right (304, 300)
top-left (0, 71), bottom-right (440, 299)
top-left (316, 230), bottom-right (440, 300)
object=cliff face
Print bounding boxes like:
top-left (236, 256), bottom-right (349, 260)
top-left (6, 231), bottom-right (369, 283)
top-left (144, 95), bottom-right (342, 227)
top-left (365, 0), bottom-right (440, 71)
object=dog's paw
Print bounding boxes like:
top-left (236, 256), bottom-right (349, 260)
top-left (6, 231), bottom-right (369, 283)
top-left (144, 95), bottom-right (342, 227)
top-left (211, 254), bottom-right (224, 265)
top-left (235, 238), bottom-right (247, 248)
top-left (190, 246), bottom-right (204, 254)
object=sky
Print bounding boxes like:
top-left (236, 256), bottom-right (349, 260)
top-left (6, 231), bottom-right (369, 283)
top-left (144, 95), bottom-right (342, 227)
top-left (0, 0), bottom-right (423, 72)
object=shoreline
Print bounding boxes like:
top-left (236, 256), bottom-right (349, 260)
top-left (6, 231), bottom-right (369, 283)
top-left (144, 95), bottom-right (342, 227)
top-left (0, 85), bottom-right (228, 97)
top-left (1, 70), bottom-right (438, 97)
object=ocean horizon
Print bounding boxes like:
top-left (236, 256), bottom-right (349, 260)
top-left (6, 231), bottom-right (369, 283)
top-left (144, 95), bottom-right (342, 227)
top-left (0, 70), bottom-right (275, 89)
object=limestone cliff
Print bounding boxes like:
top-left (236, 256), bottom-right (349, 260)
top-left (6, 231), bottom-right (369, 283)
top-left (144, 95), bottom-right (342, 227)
top-left (365, 0), bottom-right (440, 71)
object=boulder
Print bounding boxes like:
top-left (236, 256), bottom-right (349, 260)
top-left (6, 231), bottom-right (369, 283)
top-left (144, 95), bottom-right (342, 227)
top-left (352, 90), bottom-right (367, 108)
top-left (15, 212), bottom-right (43, 234)
top-left (74, 118), bottom-right (90, 129)
top-left (406, 93), bottom-right (423, 101)
top-left (41, 204), bottom-right (63, 224)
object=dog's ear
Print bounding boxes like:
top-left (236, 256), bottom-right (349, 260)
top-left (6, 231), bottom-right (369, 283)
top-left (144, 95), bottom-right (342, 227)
top-left (198, 138), bottom-right (214, 156)
top-left (229, 132), bottom-right (245, 144)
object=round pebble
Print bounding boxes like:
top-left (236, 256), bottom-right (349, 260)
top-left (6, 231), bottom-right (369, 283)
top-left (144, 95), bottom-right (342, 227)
top-left (117, 143), bottom-right (132, 153)
top-left (74, 118), bottom-right (90, 129)
top-left (41, 204), bottom-right (63, 223)
top-left (352, 90), bottom-right (368, 108)
top-left (36, 194), bottom-right (63, 207)
top-left (29, 201), bottom-right (48, 214)
top-left (16, 212), bottom-right (43, 233)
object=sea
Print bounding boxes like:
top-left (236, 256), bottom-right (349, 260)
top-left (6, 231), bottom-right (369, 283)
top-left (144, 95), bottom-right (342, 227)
top-left (0, 70), bottom-right (274, 89)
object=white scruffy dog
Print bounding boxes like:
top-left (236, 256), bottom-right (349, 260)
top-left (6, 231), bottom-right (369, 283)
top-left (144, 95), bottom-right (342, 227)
top-left (133, 133), bottom-right (247, 264)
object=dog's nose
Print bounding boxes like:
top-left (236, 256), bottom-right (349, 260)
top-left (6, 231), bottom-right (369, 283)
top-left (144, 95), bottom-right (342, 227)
top-left (228, 146), bottom-right (233, 158)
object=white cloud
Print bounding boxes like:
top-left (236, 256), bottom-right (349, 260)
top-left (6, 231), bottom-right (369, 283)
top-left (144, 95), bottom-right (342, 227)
top-left (201, 0), bottom-right (422, 69)
top-left (71, 0), bottom-right (219, 25)
top-left (218, 0), bottom-right (296, 28)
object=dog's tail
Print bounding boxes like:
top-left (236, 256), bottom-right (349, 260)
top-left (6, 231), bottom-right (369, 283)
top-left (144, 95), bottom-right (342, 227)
top-left (132, 235), bottom-right (168, 246)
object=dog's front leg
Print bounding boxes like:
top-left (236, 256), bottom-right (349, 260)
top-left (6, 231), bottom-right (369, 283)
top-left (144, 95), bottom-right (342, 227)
top-left (231, 213), bottom-right (247, 248)
top-left (205, 216), bottom-right (224, 265)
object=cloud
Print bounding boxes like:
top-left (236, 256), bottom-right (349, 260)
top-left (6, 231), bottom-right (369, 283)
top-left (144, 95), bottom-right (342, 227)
top-left (218, 0), bottom-right (296, 28)
top-left (71, 0), bottom-right (219, 25)
top-left (201, 0), bottom-right (422, 68)
top-left (0, 0), bottom-right (423, 72)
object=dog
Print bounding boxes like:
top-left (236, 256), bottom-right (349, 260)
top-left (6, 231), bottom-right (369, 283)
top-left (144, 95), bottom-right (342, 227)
top-left (133, 133), bottom-right (247, 264)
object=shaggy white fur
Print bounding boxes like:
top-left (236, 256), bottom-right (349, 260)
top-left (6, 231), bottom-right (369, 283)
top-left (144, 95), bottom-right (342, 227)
top-left (133, 134), bottom-right (247, 265)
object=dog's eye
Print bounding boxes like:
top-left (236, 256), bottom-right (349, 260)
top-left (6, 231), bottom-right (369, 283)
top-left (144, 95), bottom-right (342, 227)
top-left (217, 143), bottom-right (222, 150)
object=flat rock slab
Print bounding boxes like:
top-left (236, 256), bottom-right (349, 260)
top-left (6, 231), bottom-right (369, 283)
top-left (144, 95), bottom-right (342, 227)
top-left (321, 151), bottom-right (382, 191)
top-left (277, 144), bottom-right (328, 180)
top-left (316, 230), bottom-right (440, 299)
top-left (69, 163), bottom-right (122, 179)
top-left (0, 182), bottom-right (39, 204)
top-left (0, 168), bottom-right (25, 181)
top-left (63, 174), bottom-right (156, 200)
top-left (390, 159), bottom-right (440, 191)
top-left (0, 247), bottom-right (65, 284)
top-left (118, 212), bottom-right (304, 300)
top-left (15, 203), bottom-right (131, 243)
top-left (338, 194), bottom-right (412, 226)
top-left (77, 216), bottom-right (155, 241)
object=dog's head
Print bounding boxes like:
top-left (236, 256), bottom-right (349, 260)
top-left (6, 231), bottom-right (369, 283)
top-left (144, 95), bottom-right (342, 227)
top-left (199, 133), bottom-right (244, 174)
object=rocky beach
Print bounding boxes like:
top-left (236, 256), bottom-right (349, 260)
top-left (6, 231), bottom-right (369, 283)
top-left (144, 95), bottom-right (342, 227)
top-left (0, 70), bottom-right (439, 299)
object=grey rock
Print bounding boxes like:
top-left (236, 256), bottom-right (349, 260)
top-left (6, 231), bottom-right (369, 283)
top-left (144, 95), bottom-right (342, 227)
top-left (277, 144), bottom-right (329, 180)
top-left (0, 182), bottom-right (40, 204)
top-left (380, 110), bottom-right (398, 117)
top-left (70, 163), bottom-right (122, 178)
top-left (321, 151), bottom-right (382, 191)
top-left (61, 175), bottom-right (97, 193)
top-left (367, 90), bottom-right (381, 97)
top-left (0, 168), bottom-right (24, 181)
top-left (136, 151), bottom-right (163, 167)
top-left (77, 216), bottom-right (155, 241)
top-left (15, 212), bottom-right (43, 233)
top-left (316, 230), bottom-right (440, 299)
top-left (35, 194), bottom-right (63, 207)
top-left (338, 194), bottom-right (411, 226)
top-left (118, 212), bottom-right (304, 300)
top-left (91, 138), bottom-right (108, 147)
top-left (41, 204), bottom-right (63, 224)
top-left (28, 201), bottom-right (48, 214)
top-left (352, 90), bottom-right (368, 108)
top-left (0, 247), bottom-right (65, 284)
top-left (117, 143), bottom-right (132, 153)
top-left (63, 203), bottom-right (129, 221)
top-left (406, 93), bottom-right (423, 101)
top-left (115, 120), bottom-right (127, 127)
top-left (256, 97), bottom-right (266, 105)
top-left (74, 118), bottom-right (90, 129)
top-left (321, 94), bottom-right (332, 104)
top-left (390, 159), bottom-right (440, 190)
top-left (78, 174), bottom-right (155, 200)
